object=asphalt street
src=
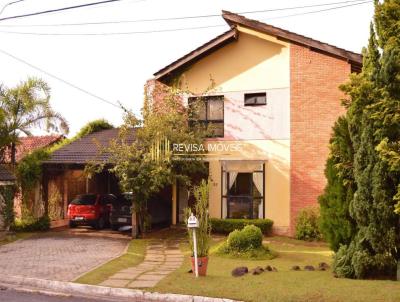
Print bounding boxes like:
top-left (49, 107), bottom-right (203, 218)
top-left (0, 287), bottom-right (136, 302)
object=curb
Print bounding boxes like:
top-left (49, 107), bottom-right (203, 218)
top-left (0, 275), bottom-right (239, 302)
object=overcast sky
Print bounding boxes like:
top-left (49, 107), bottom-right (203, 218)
top-left (0, 0), bottom-right (374, 136)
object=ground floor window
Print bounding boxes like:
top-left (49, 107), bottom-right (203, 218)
top-left (221, 161), bottom-right (265, 219)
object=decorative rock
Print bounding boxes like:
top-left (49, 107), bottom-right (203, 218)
top-left (304, 265), bottom-right (315, 271)
top-left (231, 266), bottom-right (248, 277)
top-left (187, 269), bottom-right (193, 273)
top-left (291, 265), bottom-right (301, 271)
top-left (265, 265), bottom-right (273, 271)
top-left (318, 262), bottom-right (330, 271)
top-left (250, 266), bottom-right (264, 275)
top-left (271, 267), bottom-right (278, 272)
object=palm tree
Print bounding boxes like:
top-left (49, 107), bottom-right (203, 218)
top-left (0, 77), bottom-right (69, 164)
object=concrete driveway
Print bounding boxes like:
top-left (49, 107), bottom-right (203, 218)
top-left (0, 229), bottom-right (129, 281)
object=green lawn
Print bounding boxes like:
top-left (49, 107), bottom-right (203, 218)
top-left (74, 239), bottom-right (148, 285)
top-left (151, 236), bottom-right (400, 302)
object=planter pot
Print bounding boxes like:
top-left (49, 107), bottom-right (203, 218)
top-left (191, 256), bottom-right (209, 276)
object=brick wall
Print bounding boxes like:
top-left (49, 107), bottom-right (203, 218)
top-left (290, 43), bottom-right (351, 234)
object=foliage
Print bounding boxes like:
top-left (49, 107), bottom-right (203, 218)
top-left (215, 225), bottom-right (274, 260)
top-left (15, 119), bottom-right (113, 219)
top-left (330, 0), bottom-right (400, 279)
top-left (227, 224), bottom-right (263, 251)
top-left (48, 183), bottom-right (63, 220)
top-left (210, 218), bottom-right (273, 235)
top-left (103, 83), bottom-right (208, 234)
top-left (73, 119), bottom-right (113, 139)
top-left (185, 180), bottom-right (211, 258)
top-left (0, 77), bottom-right (68, 163)
top-left (0, 185), bottom-right (15, 230)
top-left (16, 149), bottom-right (50, 192)
top-left (294, 207), bottom-right (322, 241)
top-left (11, 215), bottom-right (50, 232)
top-left (319, 117), bottom-right (357, 251)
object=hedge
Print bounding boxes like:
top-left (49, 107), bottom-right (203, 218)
top-left (210, 218), bottom-right (273, 235)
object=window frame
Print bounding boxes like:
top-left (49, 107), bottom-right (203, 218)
top-left (220, 163), bottom-right (266, 219)
top-left (244, 92), bottom-right (267, 106)
top-left (188, 95), bottom-right (224, 138)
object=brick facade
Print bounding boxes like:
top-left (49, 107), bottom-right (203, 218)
top-left (289, 43), bottom-right (351, 234)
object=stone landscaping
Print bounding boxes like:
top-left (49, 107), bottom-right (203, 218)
top-left (100, 239), bottom-right (183, 289)
top-left (231, 262), bottom-right (330, 277)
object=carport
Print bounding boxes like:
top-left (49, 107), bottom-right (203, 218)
top-left (42, 128), bottom-right (131, 228)
top-left (41, 128), bottom-right (172, 230)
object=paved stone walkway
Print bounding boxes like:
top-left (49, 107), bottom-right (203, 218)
top-left (100, 239), bottom-right (184, 289)
top-left (0, 232), bottom-right (129, 281)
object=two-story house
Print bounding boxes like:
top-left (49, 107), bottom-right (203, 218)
top-left (150, 11), bottom-right (362, 235)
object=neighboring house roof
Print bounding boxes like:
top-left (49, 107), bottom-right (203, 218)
top-left (0, 164), bottom-right (15, 183)
top-left (15, 135), bottom-right (64, 162)
top-left (154, 10), bottom-right (362, 81)
top-left (44, 128), bottom-right (136, 165)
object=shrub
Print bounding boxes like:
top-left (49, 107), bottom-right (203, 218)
top-left (185, 180), bottom-right (211, 257)
top-left (227, 224), bottom-right (263, 252)
top-left (295, 207), bottom-right (322, 241)
top-left (210, 218), bottom-right (273, 235)
top-left (11, 215), bottom-right (50, 232)
top-left (215, 225), bottom-right (274, 260)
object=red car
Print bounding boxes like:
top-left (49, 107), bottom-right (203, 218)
top-left (67, 194), bottom-right (115, 229)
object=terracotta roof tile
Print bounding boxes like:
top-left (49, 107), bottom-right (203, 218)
top-left (15, 135), bottom-right (64, 162)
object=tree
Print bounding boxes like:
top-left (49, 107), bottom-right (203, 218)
top-left (103, 84), bottom-right (208, 237)
top-left (331, 0), bottom-right (400, 279)
top-left (0, 77), bottom-right (69, 164)
top-left (319, 117), bottom-right (357, 252)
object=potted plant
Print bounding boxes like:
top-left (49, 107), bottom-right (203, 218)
top-left (185, 179), bottom-right (211, 276)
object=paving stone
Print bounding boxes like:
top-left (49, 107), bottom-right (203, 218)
top-left (119, 268), bottom-right (145, 274)
top-left (110, 272), bottom-right (139, 279)
top-left (137, 274), bottom-right (165, 281)
top-left (165, 250), bottom-right (182, 255)
top-left (99, 279), bottom-right (130, 287)
top-left (128, 280), bottom-right (157, 288)
top-left (0, 232), bottom-right (128, 281)
top-left (151, 270), bottom-right (174, 275)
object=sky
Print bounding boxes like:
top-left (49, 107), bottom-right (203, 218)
top-left (0, 0), bottom-right (375, 136)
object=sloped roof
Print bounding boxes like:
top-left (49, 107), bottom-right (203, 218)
top-left (15, 135), bottom-right (64, 162)
top-left (222, 10), bottom-right (362, 64)
top-left (44, 128), bottom-right (136, 165)
top-left (154, 29), bottom-right (238, 81)
top-left (0, 164), bottom-right (15, 182)
top-left (154, 10), bottom-right (362, 81)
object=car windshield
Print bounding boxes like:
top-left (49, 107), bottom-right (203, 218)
top-left (70, 194), bottom-right (97, 205)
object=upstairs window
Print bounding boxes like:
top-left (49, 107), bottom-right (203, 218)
top-left (189, 95), bottom-right (224, 137)
top-left (244, 92), bottom-right (267, 106)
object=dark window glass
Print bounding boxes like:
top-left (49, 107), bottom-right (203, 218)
top-left (189, 95), bottom-right (224, 137)
top-left (70, 194), bottom-right (97, 205)
top-left (229, 173), bottom-right (252, 196)
top-left (244, 92), bottom-right (267, 106)
top-left (222, 170), bottom-right (264, 219)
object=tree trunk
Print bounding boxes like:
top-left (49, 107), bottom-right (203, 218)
top-left (10, 142), bottom-right (16, 165)
top-left (131, 211), bottom-right (138, 238)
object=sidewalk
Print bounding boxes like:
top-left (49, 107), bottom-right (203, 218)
top-left (100, 239), bottom-right (184, 289)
